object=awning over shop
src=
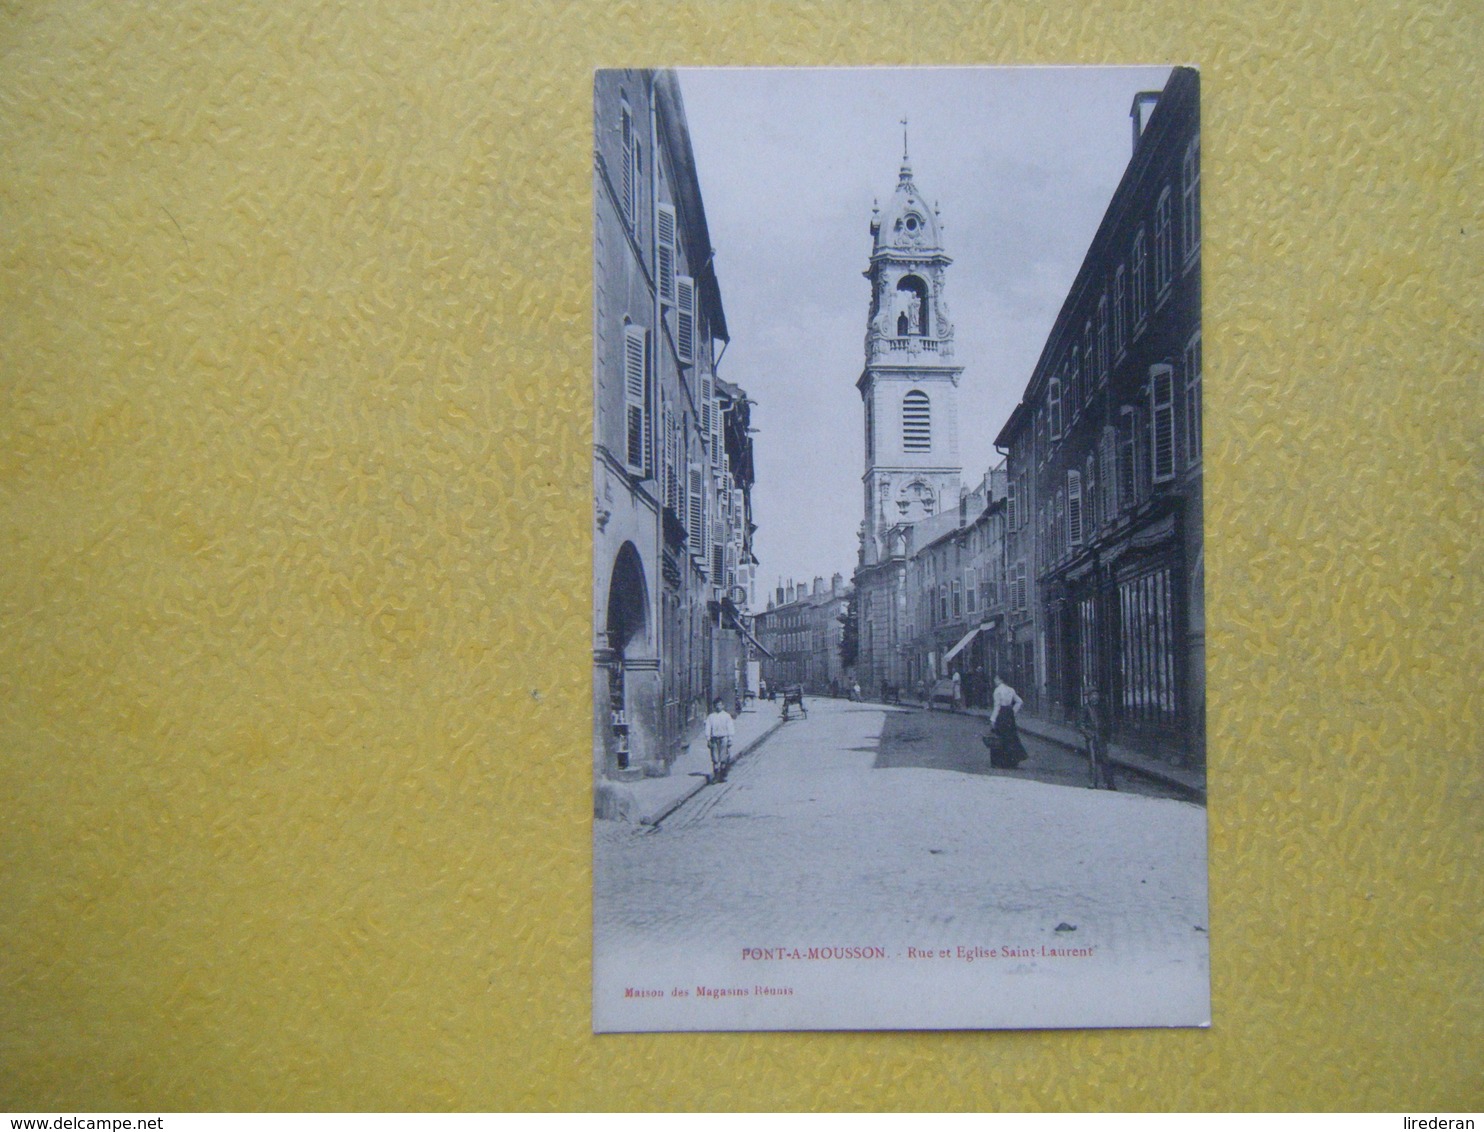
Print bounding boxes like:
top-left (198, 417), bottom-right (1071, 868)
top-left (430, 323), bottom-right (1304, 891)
top-left (942, 624), bottom-right (982, 665)
top-left (724, 607), bottom-right (775, 659)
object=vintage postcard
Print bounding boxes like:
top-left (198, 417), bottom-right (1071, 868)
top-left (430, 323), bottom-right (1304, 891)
top-left (592, 66), bottom-right (1207, 1031)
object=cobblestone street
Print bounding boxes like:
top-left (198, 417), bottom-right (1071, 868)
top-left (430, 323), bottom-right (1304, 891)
top-left (595, 697), bottom-right (1209, 1030)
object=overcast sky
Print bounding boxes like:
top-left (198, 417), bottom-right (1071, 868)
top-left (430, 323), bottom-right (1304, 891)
top-left (677, 66), bottom-right (1172, 597)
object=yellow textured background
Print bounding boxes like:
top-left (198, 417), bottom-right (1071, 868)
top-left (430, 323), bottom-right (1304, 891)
top-left (1, 0), bottom-right (1478, 1112)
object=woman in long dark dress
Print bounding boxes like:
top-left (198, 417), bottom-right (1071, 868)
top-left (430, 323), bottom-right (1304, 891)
top-left (984, 674), bottom-right (1029, 768)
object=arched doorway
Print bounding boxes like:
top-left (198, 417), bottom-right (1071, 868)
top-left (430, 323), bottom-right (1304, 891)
top-left (605, 543), bottom-right (648, 770)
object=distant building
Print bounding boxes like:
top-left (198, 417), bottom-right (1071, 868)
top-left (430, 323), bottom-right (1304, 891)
top-left (593, 70), bottom-right (759, 807)
top-left (852, 139), bottom-right (965, 697)
top-left (755, 574), bottom-right (851, 694)
top-left (995, 67), bottom-right (1202, 765)
top-left (902, 466), bottom-right (1008, 708)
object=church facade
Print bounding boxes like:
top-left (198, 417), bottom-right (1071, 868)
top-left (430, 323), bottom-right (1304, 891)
top-left (852, 141), bottom-right (965, 697)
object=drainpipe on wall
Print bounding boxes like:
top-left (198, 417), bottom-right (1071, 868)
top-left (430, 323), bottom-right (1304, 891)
top-left (648, 72), bottom-right (666, 763)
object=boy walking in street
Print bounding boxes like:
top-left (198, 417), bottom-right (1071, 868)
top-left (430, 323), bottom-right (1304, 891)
top-left (704, 698), bottom-right (735, 783)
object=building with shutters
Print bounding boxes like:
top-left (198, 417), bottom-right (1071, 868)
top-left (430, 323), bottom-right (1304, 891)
top-left (994, 66), bottom-right (1202, 767)
top-left (593, 70), bottom-right (759, 807)
top-left (900, 465), bottom-right (1008, 709)
top-left (755, 575), bottom-right (851, 695)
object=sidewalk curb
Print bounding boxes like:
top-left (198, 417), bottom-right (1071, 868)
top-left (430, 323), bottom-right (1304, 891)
top-left (641, 716), bottom-right (789, 827)
top-left (897, 699), bottom-right (1206, 803)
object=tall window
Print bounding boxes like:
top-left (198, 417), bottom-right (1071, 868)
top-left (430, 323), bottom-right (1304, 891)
top-left (1184, 331), bottom-right (1203, 466)
top-left (1119, 407), bottom-right (1138, 509)
top-left (623, 323), bottom-right (649, 476)
top-left (676, 275), bottom-right (696, 363)
top-left (656, 203), bottom-right (676, 305)
top-left (1099, 426), bottom-right (1118, 524)
top-left (1155, 188), bottom-right (1173, 299)
top-left (1048, 377), bottom-right (1062, 440)
top-left (902, 390), bottom-right (931, 451)
top-left (1097, 295), bottom-right (1110, 384)
top-left (1118, 567), bottom-right (1178, 725)
top-left (663, 406), bottom-right (678, 512)
top-left (620, 100), bottom-right (635, 226)
top-left (1069, 348), bottom-right (1081, 417)
top-left (1182, 134), bottom-right (1201, 260)
top-left (1114, 266), bottom-right (1127, 355)
top-left (1150, 364), bottom-right (1176, 482)
top-left (1067, 470), bottom-right (1084, 548)
top-left (1132, 229), bottom-right (1149, 330)
top-left (1081, 324), bottom-right (1093, 409)
top-left (687, 463), bottom-right (704, 558)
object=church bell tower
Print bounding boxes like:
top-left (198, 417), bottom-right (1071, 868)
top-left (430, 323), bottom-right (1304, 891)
top-left (858, 128), bottom-right (964, 565)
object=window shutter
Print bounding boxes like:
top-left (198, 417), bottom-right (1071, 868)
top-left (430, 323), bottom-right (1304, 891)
top-left (1150, 364), bottom-right (1176, 482)
top-left (1048, 378), bottom-right (1062, 441)
top-left (662, 407), bottom-right (678, 512)
top-left (1007, 477), bottom-right (1017, 531)
top-left (700, 473), bottom-right (711, 563)
top-left (623, 324), bottom-right (648, 475)
top-left (1183, 135), bottom-right (1201, 259)
top-left (676, 276), bottom-right (695, 363)
top-left (902, 390), bottom-right (931, 451)
top-left (1100, 426), bottom-right (1117, 522)
top-left (620, 104), bottom-right (635, 224)
top-left (1119, 408), bottom-right (1139, 509)
top-left (1184, 332), bottom-right (1203, 466)
top-left (687, 464), bottom-right (704, 558)
top-left (1155, 188), bottom-right (1173, 296)
top-left (699, 373), bottom-right (712, 436)
top-left (1067, 470), bottom-right (1083, 547)
top-left (656, 203), bottom-right (676, 305)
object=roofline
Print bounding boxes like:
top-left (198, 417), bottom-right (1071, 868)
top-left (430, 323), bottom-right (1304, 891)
top-left (653, 70), bottom-right (728, 343)
top-left (1012, 65), bottom-right (1197, 410)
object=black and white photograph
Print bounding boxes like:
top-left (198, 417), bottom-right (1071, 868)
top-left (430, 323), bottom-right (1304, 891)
top-left (592, 66), bottom-right (1207, 1032)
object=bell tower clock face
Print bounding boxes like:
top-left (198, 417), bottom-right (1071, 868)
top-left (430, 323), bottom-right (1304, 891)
top-left (896, 480), bottom-right (936, 521)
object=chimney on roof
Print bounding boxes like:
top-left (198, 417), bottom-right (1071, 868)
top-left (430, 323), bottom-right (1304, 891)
top-left (1131, 90), bottom-right (1161, 152)
top-left (813, 576), bottom-right (825, 597)
top-left (832, 572), bottom-right (844, 595)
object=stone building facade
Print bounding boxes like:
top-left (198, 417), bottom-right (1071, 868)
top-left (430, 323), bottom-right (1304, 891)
top-left (593, 70), bottom-right (758, 812)
top-left (902, 466), bottom-right (1008, 709)
top-left (755, 575), bottom-right (850, 695)
top-left (995, 67), bottom-right (1202, 765)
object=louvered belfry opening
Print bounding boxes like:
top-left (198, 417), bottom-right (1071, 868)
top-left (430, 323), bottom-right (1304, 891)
top-left (902, 389), bottom-right (931, 452)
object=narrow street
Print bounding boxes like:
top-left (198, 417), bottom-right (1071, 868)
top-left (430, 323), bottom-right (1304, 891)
top-left (594, 696), bottom-right (1209, 1030)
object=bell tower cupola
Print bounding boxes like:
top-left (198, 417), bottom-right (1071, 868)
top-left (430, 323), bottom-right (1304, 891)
top-left (857, 123), bottom-right (964, 565)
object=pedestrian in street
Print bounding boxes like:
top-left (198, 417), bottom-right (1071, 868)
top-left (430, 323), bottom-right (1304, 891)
top-left (705, 697), bottom-right (735, 782)
top-left (851, 680), bottom-right (861, 702)
top-left (1078, 686), bottom-right (1116, 790)
top-left (983, 673), bottom-right (1029, 768)
top-left (951, 669), bottom-right (963, 712)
